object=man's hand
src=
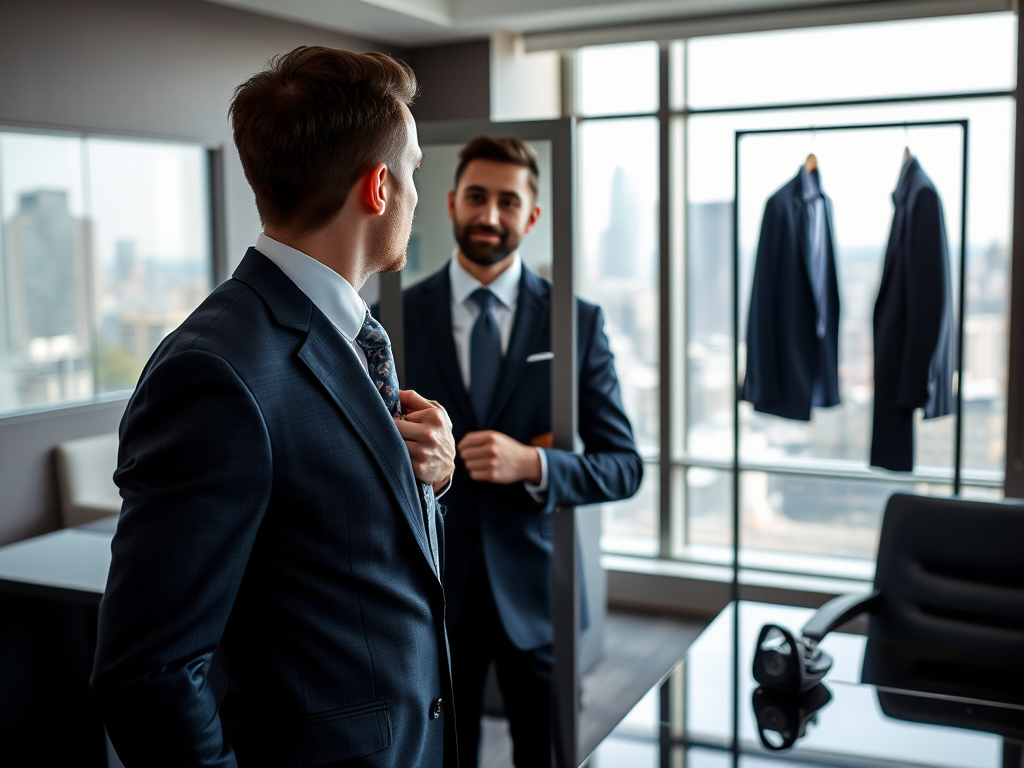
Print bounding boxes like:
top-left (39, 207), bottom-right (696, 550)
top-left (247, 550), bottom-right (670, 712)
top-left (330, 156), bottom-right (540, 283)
top-left (458, 430), bottom-right (542, 485)
top-left (395, 390), bottom-right (455, 494)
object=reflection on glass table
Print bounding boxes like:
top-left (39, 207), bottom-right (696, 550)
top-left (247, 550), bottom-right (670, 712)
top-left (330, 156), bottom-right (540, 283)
top-left (585, 602), bottom-right (1023, 768)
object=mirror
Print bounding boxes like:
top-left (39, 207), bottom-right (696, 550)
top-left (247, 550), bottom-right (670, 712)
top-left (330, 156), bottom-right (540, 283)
top-left (371, 122), bottom-right (598, 768)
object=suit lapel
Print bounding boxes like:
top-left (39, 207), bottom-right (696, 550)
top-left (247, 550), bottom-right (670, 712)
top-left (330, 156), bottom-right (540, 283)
top-left (791, 172), bottom-right (814, 293)
top-left (298, 312), bottom-right (436, 574)
top-left (486, 267), bottom-right (548, 427)
top-left (417, 270), bottom-right (476, 428)
top-left (882, 161), bottom-right (916, 289)
top-left (234, 250), bottom-right (436, 575)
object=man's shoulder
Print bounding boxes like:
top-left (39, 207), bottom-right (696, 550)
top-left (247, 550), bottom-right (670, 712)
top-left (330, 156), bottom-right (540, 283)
top-left (154, 277), bottom-right (294, 371)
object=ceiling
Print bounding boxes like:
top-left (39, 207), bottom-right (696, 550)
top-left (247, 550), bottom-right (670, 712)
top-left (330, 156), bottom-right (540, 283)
top-left (200, 0), bottom-right (891, 47)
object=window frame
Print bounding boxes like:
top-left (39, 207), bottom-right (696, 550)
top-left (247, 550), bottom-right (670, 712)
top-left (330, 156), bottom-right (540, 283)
top-left (0, 123), bottom-right (224, 421)
top-left (573, 17), bottom-right (1019, 582)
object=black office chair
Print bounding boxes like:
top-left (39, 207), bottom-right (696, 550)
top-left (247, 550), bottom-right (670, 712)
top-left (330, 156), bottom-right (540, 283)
top-left (806, 493), bottom-right (1024, 698)
top-left (756, 492), bottom-right (1024, 697)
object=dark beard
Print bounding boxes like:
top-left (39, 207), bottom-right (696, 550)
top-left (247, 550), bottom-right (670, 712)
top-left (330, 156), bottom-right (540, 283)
top-left (454, 222), bottom-right (520, 266)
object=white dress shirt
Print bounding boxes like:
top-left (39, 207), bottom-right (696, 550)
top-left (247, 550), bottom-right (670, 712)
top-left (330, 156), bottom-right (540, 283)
top-left (257, 233), bottom-right (452, 499)
top-left (449, 255), bottom-right (548, 498)
top-left (256, 232), bottom-right (369, 373)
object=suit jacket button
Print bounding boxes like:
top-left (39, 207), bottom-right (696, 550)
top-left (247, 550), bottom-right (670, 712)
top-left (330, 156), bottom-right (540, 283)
top-left (430, 697), bottom-right (443, 719)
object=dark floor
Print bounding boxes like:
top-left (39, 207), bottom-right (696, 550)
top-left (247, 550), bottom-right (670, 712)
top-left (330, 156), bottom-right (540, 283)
top-left (479, 608), bottom-right (709, 768)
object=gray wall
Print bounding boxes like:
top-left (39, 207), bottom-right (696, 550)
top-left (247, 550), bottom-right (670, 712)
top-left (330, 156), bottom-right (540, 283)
top-left (408, 41), bottom-right (490, 122)
top-left (0, 0), bottom-right (402, 273)
top-left (0, 0), bottom-right (490, 545)
top-left (0, 400), bottom-right (126, 544)
top-left (0, 0), bottom-right (401, 545)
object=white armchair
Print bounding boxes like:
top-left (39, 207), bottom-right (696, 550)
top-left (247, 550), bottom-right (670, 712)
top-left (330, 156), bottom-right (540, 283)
top-left (54, 433), bottom-right (122, 528)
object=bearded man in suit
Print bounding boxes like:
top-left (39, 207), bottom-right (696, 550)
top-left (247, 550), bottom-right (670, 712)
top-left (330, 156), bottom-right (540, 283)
top-left (398, 136), bottom-right (643, 767)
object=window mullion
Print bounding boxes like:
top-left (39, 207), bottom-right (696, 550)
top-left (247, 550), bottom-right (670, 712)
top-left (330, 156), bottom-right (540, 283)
top-left (658, 41), bottom-right (672, 560)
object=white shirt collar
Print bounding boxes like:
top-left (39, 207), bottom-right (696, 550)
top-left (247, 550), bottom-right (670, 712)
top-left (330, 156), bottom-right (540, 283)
top-left (449, 252), bottom-right (522, 310)
top-left (256, 232), bottom-right (367, 341)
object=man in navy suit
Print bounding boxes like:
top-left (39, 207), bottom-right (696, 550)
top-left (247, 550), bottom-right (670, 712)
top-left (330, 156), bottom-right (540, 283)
top-left (399, 137), bottom-right (643, 767)
top-left (91, 48), bottom-right (457, 767)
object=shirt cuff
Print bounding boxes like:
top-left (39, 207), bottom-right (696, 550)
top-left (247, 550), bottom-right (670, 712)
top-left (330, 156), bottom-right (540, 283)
top-left (435, 474), bottom-right (453, 499)
top-left (524, 447), bottom-right (548, 503)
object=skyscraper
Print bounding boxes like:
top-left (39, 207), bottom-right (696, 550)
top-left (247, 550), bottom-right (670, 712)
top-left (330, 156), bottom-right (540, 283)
top-left (4, 190), bottom-right (93, 351)
top-left (598, 167), bottom-right (645, 280)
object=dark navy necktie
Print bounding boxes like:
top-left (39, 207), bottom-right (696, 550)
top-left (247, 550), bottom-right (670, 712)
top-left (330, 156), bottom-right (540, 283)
top-left (355, 311), bottom-right (401, 417)
top-left (469, 287), bottom-right (501, 425)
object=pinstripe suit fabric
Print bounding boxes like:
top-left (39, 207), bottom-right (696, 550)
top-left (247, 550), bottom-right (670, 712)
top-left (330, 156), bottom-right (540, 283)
top-left (92, 249), bottom-right (455, 768)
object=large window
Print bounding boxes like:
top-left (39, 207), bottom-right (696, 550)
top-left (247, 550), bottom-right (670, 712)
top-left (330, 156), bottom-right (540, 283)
top-left (0, 129), bottom-right (213, 415)
top-left (577, 13), bottom-right (1016, 576)
top-left (577, 42), bottom-right (662, 555)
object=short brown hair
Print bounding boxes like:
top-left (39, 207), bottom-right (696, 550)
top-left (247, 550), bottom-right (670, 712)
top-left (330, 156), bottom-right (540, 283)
top-left (455, 136), bottom-right (539, 198)
top-left (230, 46), bottom-right (418, 233)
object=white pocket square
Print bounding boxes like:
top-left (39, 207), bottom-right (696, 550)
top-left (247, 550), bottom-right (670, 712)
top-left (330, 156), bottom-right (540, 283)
top-left (526, 351), bottom-right (554, 363)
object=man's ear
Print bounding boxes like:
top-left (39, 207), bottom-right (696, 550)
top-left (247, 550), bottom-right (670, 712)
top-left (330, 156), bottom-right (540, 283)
top-left (361, 163), bottom-right (389, 216)
top-left (447, 189), bottom-right (456, 221)
top-left (524, 205), bottom-right (542, 235)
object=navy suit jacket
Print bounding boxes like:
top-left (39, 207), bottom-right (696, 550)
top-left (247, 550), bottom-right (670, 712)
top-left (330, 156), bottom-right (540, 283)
top-left (91, 250), bottom-right (455, 768)
top-left (871, 158), bottom-right (955, 471)
top-left (742, 168), bottom-right (841, 421)
top-left (397, 263), bottom-right (642, 651)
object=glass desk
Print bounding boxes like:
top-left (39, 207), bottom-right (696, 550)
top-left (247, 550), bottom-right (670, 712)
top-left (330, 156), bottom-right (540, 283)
top-left (586, 602), bottom-right (1024, 768)
top-left (0, 517), bottom-right (114, 603)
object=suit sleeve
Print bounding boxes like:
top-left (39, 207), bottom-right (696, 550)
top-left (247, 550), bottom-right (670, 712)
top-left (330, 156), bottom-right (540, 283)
top-left (897, 188), bottom-right (947, 410)
top-left (744, 197), bottom-right (783, 403)
top-left (540, 305), bottom-right (644, 515)
top-left (91, 349), bottom-right (273, 768)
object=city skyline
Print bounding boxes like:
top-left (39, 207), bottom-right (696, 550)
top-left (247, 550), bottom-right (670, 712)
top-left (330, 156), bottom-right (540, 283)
top-left (0, 182), bottom-right (211, 413)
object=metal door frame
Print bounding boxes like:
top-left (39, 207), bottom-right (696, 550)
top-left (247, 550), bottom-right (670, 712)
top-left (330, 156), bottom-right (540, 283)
top-left (376, 117), bottom-right (581, 768)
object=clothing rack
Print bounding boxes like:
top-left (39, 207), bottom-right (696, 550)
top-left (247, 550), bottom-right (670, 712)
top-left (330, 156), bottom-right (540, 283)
top-left (729, 119), bottom-right (970, 598)
top-left (727, 117), bottom-right (969, 764)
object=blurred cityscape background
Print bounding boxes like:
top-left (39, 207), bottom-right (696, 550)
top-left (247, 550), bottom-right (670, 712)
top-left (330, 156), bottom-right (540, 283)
top-left (0, 11), bottom-right (1013, 577)
top-left (0, 134), bottom-right (211, 414)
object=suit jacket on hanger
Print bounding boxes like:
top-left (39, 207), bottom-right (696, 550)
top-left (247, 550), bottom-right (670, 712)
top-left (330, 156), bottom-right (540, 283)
top-left (742, 167), bottom-right (841, 421)
top-left (871, 157), bottom-right (955, 472)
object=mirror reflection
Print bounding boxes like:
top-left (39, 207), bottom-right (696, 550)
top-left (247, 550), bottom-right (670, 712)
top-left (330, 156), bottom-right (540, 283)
top-left (385, 133), bottom-right (642, 768)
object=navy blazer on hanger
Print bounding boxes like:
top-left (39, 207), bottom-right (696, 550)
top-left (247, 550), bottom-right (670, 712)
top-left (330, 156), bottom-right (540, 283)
top-left (871, 157), bottom-right (955, 472)
top-left (742, 167), bottom-right (841, 421)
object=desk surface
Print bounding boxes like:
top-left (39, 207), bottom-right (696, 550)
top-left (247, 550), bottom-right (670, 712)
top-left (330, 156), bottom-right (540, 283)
top-left (587, 602), bottom-right (1024, 768)
top-left (0, 521), bottom-right (113, 603)
top-left (3, 531), bottom-right (1021, 766)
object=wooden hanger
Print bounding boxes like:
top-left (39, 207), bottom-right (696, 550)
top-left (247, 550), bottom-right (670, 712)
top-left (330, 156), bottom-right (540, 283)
top-left (903, 146), bottom-right (911, 166)
top-left (805, 153), bottom-right (818, 173)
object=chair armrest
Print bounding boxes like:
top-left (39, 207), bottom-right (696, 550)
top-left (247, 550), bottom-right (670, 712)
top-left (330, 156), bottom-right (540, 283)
top-left (801, 591), bottom-right (882, 643)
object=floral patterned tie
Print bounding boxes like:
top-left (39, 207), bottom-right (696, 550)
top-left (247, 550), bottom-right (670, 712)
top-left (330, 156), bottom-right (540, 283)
top-left (355, 310), bottom-right (401, 417)
top-left (355, 309), bottom-right (440, 574)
